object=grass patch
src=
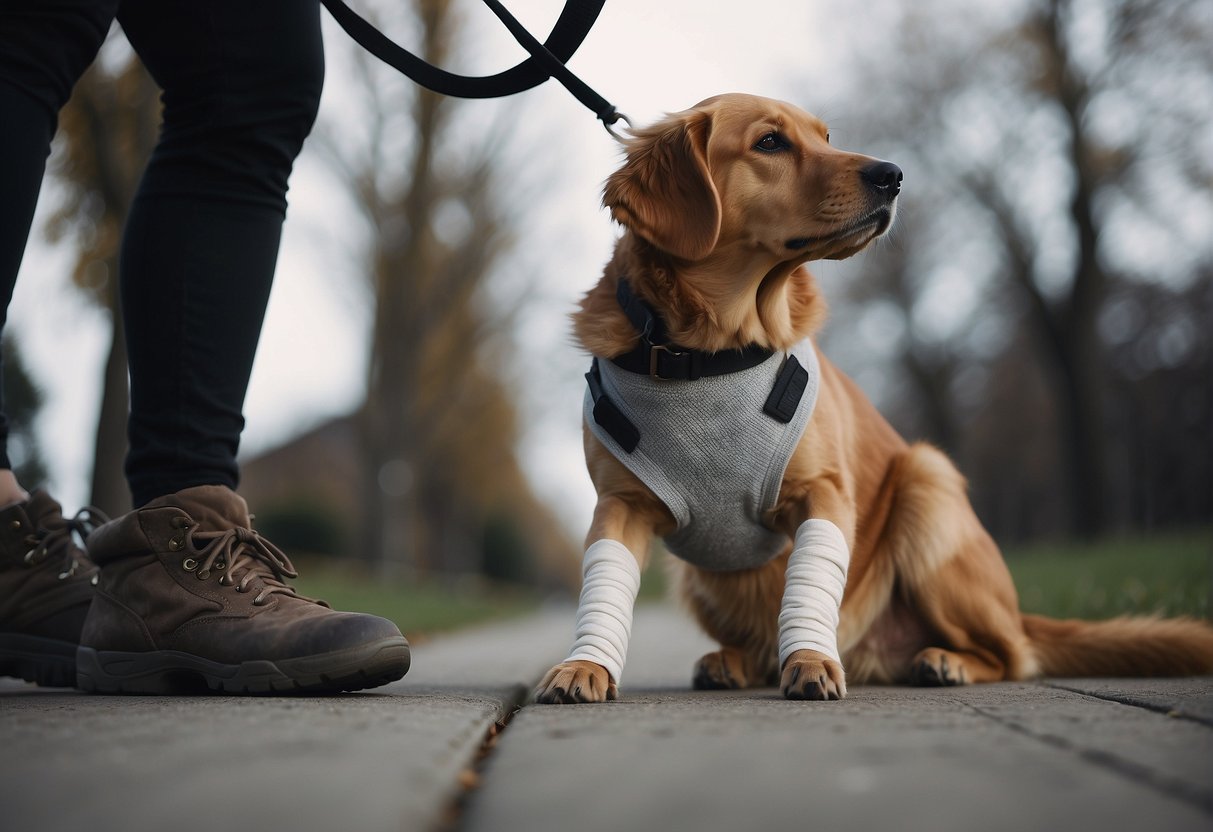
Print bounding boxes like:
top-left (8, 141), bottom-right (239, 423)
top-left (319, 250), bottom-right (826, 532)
top-left (638, 548), bottom-right (671, 601)
top-left (641, 530), bottom-right (1212, 620)
top-left (290, 529), bottom-right (1211, 639)
top-left (1005, 529), bottom-right (1211, 620)
top-left (291, 559), bottom-right (539, 641)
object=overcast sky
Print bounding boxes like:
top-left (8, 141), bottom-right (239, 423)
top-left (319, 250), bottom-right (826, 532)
top-left (11, 0), bottom-right (886, 527)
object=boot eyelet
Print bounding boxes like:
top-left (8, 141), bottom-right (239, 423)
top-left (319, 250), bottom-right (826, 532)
top-left (9, 520), bottom-right (21, 531)
top-left (215, 561), bottom-right (226, 571)
top-left (23, 550), bottom-right (36, 564)
top-left (252, 595), bottom-right (266, 606)
top-left (196, 569), bottom-right (211, 580)
top-left (168, 537), bottom-right (184, 551)
top-left (181, 557), bottom-right (198, 571)
top-left (91, 574), bottom-right (99, 586)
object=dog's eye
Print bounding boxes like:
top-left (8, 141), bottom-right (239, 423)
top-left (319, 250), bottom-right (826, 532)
top-left (754, 132), bottom-right (788, 153)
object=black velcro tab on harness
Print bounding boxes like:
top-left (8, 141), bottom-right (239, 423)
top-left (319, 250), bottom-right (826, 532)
top-left (763, 355), bottom-right (808, 424)
top-left (586, 359), bottom-right (640, 453)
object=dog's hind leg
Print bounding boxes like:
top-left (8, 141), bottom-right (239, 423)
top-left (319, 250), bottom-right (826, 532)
top-left (882, 444), bottom-right (1037, 685)
top-left (674, 556), bottom-right (785, 689)
top-left (908, 646), bottom-right (1007, 686)
top-left (691, 646), bottom-right (776, 690)
top-left (897, 544), bottom-right (1035, 685)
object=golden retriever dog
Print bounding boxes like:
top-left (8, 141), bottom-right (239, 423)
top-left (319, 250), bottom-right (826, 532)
top-left (536, 93), bottom-right (1213, 704)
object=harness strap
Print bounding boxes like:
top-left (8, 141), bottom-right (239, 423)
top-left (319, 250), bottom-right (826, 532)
top-left (320, 0), bottom-right (620, 125)
top-left (588, 278), bottom-right (811, 448)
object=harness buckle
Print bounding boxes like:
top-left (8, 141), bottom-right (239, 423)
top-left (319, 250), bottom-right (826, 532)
top-left (649, 344), bottom-right (686, 381)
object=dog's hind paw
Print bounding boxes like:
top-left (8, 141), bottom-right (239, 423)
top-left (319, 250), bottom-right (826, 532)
top-left (534, 660), bottom-right (617, 704)
top-left (909, 647), bottom-right (968, 686)
top-left (781, 649), bottom-right (847, 701)
top-left (692, 648), bottom-right (753, 690)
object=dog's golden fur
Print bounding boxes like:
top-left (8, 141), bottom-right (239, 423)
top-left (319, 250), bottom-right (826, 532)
top-left (536, 93), bottom-right (1213, 704)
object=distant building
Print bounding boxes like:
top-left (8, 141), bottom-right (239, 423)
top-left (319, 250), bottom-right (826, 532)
top-left (237, 415), bottom-right (580, 591)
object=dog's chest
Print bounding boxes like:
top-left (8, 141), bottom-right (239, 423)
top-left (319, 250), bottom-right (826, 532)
top-left (584, 339), bottom-right (820, 571)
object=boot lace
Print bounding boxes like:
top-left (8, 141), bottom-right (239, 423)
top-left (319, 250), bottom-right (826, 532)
top-left (173, 519), bottom-right (329, 608)
top-left (24, 507), bottom-right (109, 580)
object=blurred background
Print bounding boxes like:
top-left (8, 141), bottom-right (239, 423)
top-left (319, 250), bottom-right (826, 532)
top-left (7, 0), bottom-right (1211, 632)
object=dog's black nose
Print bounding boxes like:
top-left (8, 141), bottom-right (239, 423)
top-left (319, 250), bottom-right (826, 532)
top-left (861, 161), bottom-right (903, 195)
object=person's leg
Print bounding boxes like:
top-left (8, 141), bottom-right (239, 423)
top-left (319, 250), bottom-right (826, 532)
top-left (76, 0), bottom-right (409, 694)
top-left (0, 0), bottom-right (119, 686)
top-left (0, 0), bottom-right (119, 499)
top-left (0, 58), bottom-right (47, 505)
top-left (117, 0), bottom-right (326, 506)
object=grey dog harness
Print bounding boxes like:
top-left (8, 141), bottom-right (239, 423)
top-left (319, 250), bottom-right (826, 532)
top-left (584, 338), bottom-right (820, 571)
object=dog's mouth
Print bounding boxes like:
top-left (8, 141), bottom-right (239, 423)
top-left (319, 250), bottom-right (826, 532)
top-left (784, 206), bottom-right (895, 253)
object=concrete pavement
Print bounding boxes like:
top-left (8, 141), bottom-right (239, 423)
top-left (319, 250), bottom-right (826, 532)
top-left (2, 604), bottom-right (1211, 832)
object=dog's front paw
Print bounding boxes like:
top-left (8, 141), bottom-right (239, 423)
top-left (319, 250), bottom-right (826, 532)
top-left (534, 660), bottom-right (617, 704)
top-left (781, 649), bottom-right (847, 701)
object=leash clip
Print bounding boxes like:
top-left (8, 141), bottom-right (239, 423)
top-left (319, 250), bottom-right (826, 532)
top-left (603, 112), bottom-right (633, 144)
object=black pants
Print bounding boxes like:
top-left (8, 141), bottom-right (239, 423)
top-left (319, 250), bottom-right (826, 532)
top-left (0, 0), bottom-right (324, 506)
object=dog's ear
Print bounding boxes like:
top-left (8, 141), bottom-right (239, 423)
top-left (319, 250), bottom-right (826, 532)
top-left (603, 110), bottom-right (721, 261)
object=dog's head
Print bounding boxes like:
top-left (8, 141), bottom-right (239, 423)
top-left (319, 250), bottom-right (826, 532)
top-left (603, 93), bottom-right (900, 264)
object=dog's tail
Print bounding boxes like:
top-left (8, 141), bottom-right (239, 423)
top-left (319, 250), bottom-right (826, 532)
top-left (1022, 613), bottom-right (1213, 677)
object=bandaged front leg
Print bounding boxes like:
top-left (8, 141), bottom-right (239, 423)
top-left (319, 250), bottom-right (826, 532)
top-left (564, 539), bottom-right (643, 685)
top-left (778, 519), bottom-right (850, 699)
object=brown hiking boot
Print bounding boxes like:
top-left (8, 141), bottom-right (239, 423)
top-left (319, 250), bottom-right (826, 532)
top-left (76, 484), bottom-right (410, 694)
top-left (0, 490), bottom-right (105, 687)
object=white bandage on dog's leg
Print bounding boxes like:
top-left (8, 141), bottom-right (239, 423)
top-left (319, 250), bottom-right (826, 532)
top-left (564, 539), bottom-right (643, 684)
top-left (778, 519), bottom-right (850, 667)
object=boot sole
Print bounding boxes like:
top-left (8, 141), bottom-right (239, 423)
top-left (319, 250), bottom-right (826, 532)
top-left (0, 633), bottom-right (78, 688)
top-left (75, 636), bottom-right (410, 695)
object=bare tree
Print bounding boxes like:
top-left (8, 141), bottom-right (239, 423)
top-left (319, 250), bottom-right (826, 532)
top-left (816, 0), bottom-right (1213, 539)
top-left (317, 0), bottom-right (567, 576)
top-left (47, 50), bottom-right (159, 516)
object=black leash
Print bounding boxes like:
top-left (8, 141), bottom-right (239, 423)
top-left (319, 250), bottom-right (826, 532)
top-left (319, 0), bottom-right (630, 139)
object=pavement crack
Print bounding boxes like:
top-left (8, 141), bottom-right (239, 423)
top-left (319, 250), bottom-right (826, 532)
top-left (1041, 681), bottom-right (1213, 728)
top-left (959, 696), bottom-right (1213, 816)
top-left (433, 684), bottom-right (525, 832)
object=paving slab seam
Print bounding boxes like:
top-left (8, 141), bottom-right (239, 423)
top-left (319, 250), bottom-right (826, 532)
top-left (431, 686), bottom-right (528, 832)
top-left (1041, 681), bottom-right (1213, 728)
top-left (956, 694), bottom-right (1213, 815)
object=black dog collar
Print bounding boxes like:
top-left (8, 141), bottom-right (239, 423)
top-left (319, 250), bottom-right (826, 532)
top-left (610, 278), bottom-right (774, 381)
